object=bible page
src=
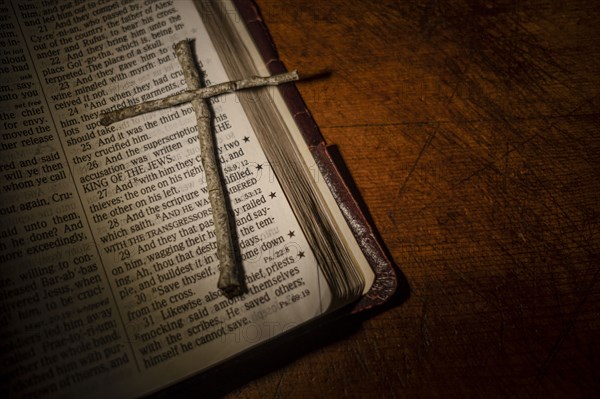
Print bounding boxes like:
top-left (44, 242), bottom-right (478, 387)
top-left (1, 1), bottom-right (332, 397)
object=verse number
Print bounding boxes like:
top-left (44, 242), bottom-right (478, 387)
top-left (119, 249), bottom-right (131, 261)
top-left (135, 292), bottom-right (147, 305)
top-left (143, 315), bottom-right (155, 328)
top-left (87, 160), bottom-right (99, 170)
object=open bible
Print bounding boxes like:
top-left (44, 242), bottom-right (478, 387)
top-left (0, 0), bottom-right (396, 397)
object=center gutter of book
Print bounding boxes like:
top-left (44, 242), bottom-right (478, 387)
top-left (1, 1), bottom-right (373, 397)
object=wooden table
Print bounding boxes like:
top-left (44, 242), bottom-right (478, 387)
top-left (167, 1), bottom-right (600, 397)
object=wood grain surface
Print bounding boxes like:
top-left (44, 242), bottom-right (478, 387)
top-left (162, 1), bottom-right (600, 397)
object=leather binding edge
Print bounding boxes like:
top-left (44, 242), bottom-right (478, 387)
top-left (232, 0), bottom-right (397, 312)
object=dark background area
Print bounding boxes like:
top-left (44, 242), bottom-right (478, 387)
top-left (169, 1), bottom-right (600, 397)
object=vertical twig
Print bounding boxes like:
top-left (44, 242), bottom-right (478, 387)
top-left (174, 41), bottom-right (241, 298)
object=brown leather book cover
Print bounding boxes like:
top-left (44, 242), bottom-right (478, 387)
top-left (232, 0), bottom-right (397, 312)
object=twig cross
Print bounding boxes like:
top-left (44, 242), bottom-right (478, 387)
top-left (100, 40), bottom-right (298, 298)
